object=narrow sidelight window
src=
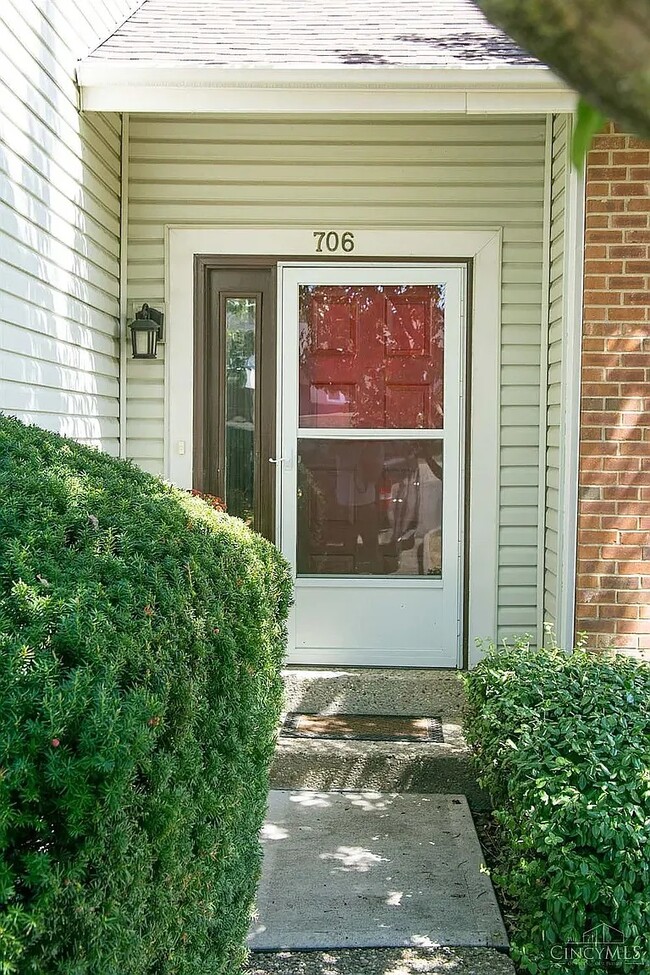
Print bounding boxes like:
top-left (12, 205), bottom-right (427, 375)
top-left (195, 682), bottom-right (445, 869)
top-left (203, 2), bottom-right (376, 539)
top-left (194, 264), bottom-right (276, 541)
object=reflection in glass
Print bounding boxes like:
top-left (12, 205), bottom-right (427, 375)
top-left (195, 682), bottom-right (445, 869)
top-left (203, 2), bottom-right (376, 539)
top-left (299, 285), bottom-right (445, 430)
top-left (297, 439), bottom-right (443, 577)
top-left (225, 297), bottom-right (256, 524)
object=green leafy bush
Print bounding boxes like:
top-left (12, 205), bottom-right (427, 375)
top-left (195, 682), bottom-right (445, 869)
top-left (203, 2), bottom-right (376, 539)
top-left (0, 416), bottom-right (292, 974)
top-left (464, 640), bottom-right (650, 974)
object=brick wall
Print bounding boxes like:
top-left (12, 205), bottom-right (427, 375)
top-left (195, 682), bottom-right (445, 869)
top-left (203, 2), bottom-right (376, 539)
top-left (576, 125), bottom-right (650, 660)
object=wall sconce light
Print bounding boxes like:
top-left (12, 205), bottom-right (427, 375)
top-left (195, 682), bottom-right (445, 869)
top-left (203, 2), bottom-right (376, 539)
top-left (129, 303), bottom-right (164, 359)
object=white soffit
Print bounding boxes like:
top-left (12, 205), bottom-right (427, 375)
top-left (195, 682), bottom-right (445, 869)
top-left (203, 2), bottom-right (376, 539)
top-left (77, 64), bottom-right (577, 114)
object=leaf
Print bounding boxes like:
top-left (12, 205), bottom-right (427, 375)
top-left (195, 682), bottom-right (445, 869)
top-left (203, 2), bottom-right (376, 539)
top-left (572, 98), bottom-right (607, 169)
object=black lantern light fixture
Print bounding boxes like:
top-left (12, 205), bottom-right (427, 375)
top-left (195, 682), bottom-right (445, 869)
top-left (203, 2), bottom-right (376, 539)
top-left (129, 303), bottom-right (164, 359)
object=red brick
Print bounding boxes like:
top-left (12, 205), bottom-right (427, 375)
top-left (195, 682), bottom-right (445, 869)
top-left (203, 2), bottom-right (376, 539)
top-left (587, 166), bottom-right (627, 180)
top-left (588, 151), bottom-right (611, 165)
top-left (599, 575), bottom-right (640, 589)
top-left (605, 337), bottom-right (644, 352)
top-left (584, 259), bottom-right (624, 274)
top-left (586, 215), bottom-right (610, 230)
top-left (601, 546), bottom-right (643, 560)
top-left (623, 291), bottom-right (650, 305)
top-left (580, 426), bottom-right (605, 441)
top-left (603, 457), bottom-right (641, 472)
top-left (611, 182), bottom-right (650, 196)
top-left (607, 277), bottom-right (646, 291)
top-left (582, 339), bottom-right (609, 355)
top-left (616, 620), bottom-right (649, 634)
top-left (612, 151), bottom-right (650, 166)
top-left (604, 397), bottom-right (644, 411)
top-left (586, 198), bottom-right (625, 214)
top-left (580, 529), bottom-right (619, 545)
top-left (587, 230), bottom-right (628, 244)
top-left (617, 470), bottom-right (650, 486)
top-left (593, 136), bottom-right (626, 149)
top-left (620, 531), bottom-right (650, 543)
top-left (611, 214), bottom-right (649, 229)
top-left (620, 441), bottom-right (650, 454)
top-left (607, 368), bottom-right (645, 381)
top-left (581, 442), bottom-right (618, 456)
top-left (604, 427), bottom-right (643, 441)
top-left (598, 604), bottom-right (639, 619)
top-left (626, 197), bottom-right (650, 211)
top-left (625, 230), bottom-right (650, 243)
top-left (601, 516), bottom-right (639, 530)
top-left (583, 275), bottom-right (608, 289)
top-left (587, 306), bottom-right (610, 321)
top-left (586, 182), bottom-right (611, 197)
top-left (606, 306), bottom-right (648, 321)
top-left (608, 245), bottom-right (648, 258)
top-left (582, 382), bottom-right (620, 397)
top-left (616, 589), bottom-right (646, 603)
top-left (584, 290), bottom-right (622, 305)
top-left (584, 244), bottom-right (608, 259)
top-left (581, 398), bottom-right (605, 412)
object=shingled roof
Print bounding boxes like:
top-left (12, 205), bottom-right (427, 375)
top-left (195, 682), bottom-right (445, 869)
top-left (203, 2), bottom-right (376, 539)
top-left (87, 0), bottom-right (538, 69)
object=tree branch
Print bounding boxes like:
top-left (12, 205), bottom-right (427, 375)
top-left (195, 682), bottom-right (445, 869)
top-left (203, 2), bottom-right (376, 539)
top-left (476, 0), bottom-right (650, 138)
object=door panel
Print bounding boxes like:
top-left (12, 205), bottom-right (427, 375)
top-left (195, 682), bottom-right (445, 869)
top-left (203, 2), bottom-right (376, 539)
top-left (297, 438), bottom-right (442, 577)
top-left (299, 285), bottom-right (444, 429)
top-left (280, 264), bottom-right (465, 668)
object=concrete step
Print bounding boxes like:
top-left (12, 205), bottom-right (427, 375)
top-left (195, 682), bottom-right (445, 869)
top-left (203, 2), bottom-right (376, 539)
top-left (270, 721), bottom-right (489, 811)
top-left (246, 947), bottom-right (515, 975)
top-left (282, 667), bottom-right (466, 721)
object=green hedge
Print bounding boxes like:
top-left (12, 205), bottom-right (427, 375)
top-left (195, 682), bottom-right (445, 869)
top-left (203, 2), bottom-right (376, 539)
top-left (0, 416), bottom-right (292, 974)
top-left (464, 640), bottom-right (650, 975)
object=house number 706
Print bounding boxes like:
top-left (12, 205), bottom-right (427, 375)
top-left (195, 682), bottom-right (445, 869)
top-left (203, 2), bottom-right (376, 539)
top-left (313, 231), bottom-right (355, 253)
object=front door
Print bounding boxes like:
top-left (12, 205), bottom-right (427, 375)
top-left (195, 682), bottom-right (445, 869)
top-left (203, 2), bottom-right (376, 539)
top-left (278, 264), bottom-right (465, 667)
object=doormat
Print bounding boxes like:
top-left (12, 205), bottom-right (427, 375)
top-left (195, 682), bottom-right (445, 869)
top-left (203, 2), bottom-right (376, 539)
top-left (282, 713), bottom-right (444, 743)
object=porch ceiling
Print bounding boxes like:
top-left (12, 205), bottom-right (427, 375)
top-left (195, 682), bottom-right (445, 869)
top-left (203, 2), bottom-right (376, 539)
top-left (78, 0), bottom-right (576, 114)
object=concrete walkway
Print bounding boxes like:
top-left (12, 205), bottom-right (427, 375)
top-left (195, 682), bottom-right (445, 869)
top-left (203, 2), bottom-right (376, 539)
top-left (246, 668), bottom-right (514, 975)
top-left (247, 947), bottom-right (515, 975)
top-left (249, 791), bottom-right (507, 951)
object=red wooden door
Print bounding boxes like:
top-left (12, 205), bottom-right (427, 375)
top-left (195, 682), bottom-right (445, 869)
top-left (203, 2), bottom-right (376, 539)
top-left (299, 285), bottom-right (444, 430)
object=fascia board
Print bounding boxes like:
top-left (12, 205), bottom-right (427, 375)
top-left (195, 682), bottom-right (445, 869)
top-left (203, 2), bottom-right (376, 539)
top-left (77, 62), bottom-right (568, 90)
top-left (78, 63), bottom-right (577, 113)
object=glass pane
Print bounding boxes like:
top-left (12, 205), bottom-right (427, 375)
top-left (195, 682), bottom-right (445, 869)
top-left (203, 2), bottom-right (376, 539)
top-left (225, 297), bottom-right (256, 524)
top-left (299, 285), bottom-right (444, 430)
top-left (297, 439), bottom-right (443, 577)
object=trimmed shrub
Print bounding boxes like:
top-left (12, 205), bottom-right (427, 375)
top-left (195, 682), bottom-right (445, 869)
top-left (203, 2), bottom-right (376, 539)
top-left (0, 416), bottom-right (292, 974)
top-left (464, 640), bottom-right (650, 975)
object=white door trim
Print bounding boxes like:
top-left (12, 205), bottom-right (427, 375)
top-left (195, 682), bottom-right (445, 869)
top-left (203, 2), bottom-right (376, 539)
top-left (166, 226), bottom-right (501, 665)
top-left (558, 119), bottom-right (586, 654)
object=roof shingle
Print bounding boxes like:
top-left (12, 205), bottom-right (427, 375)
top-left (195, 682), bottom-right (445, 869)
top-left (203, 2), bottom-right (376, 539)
top-left (87, 0), bottom-right (538, 69)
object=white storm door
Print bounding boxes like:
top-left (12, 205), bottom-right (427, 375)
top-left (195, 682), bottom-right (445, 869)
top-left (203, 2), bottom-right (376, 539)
top-left (278, 264), bottom-right (465, 667)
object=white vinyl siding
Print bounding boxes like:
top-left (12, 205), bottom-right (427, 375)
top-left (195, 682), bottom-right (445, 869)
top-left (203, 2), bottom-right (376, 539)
top-left (543, 114), bottom-right (570, 636)
top-left (0, 0), bottom-right (132, 452)
top-left (126, 114), bottom-right (547, 635)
